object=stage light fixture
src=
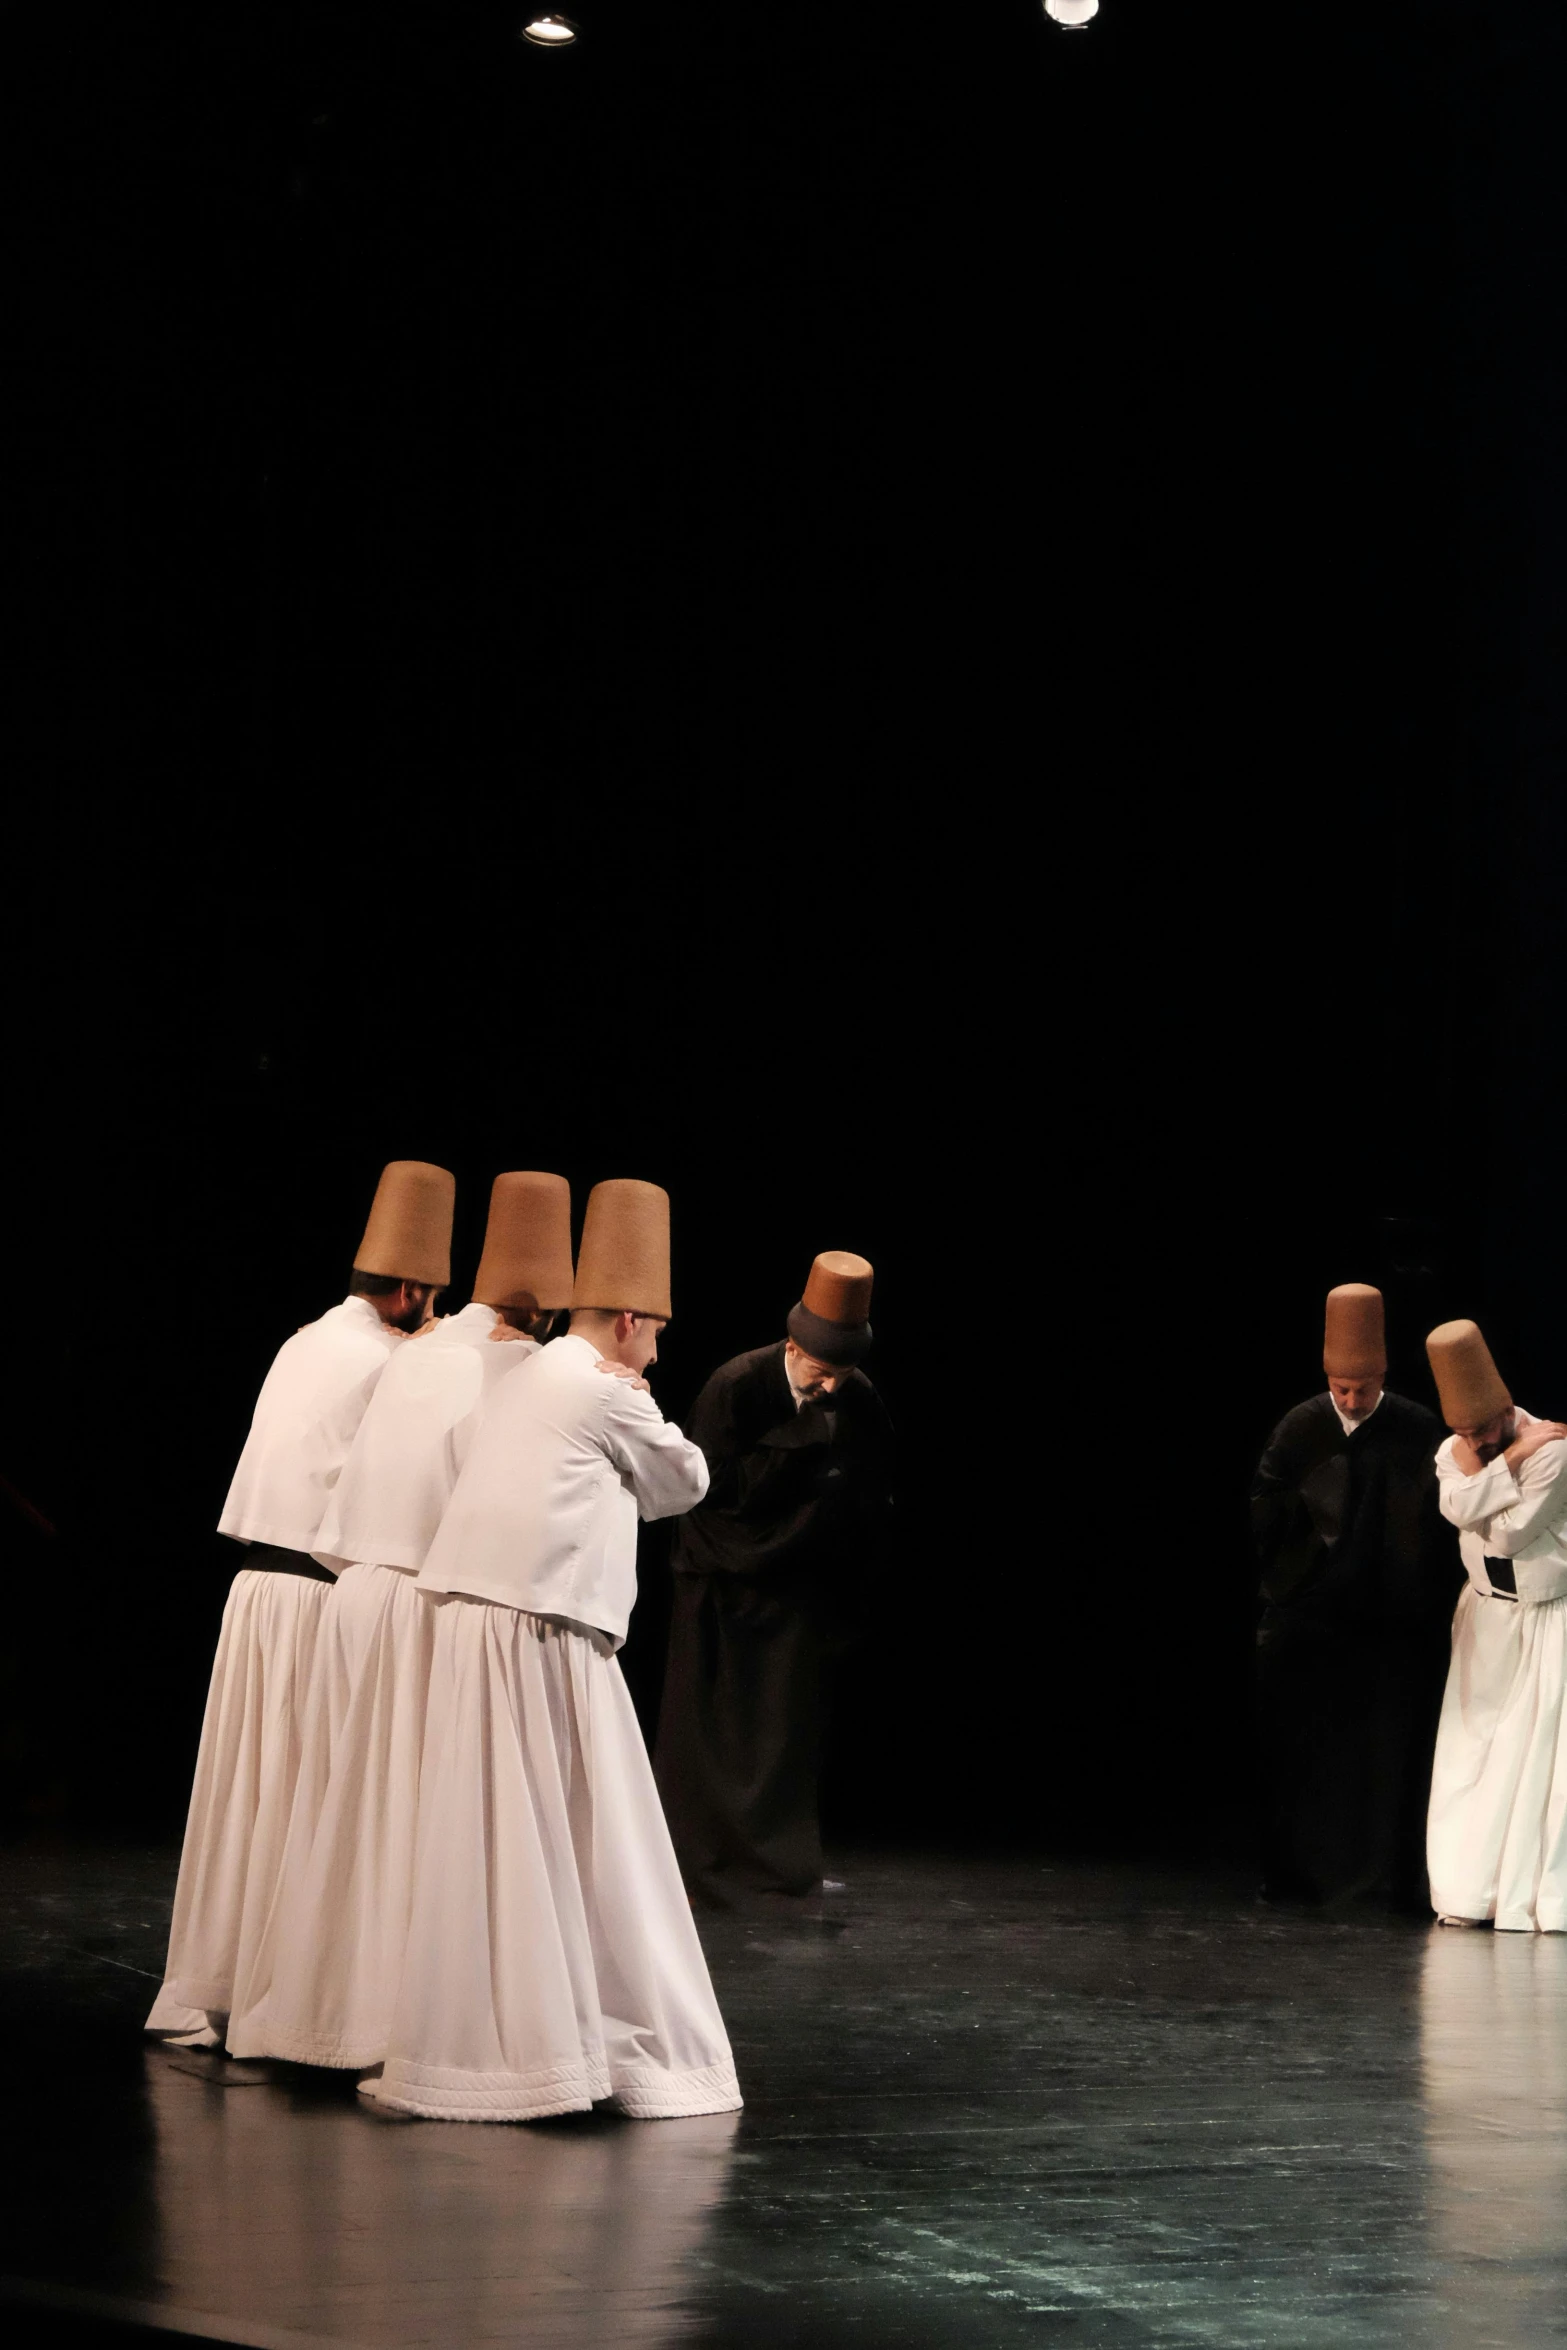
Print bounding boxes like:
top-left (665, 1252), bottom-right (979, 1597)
top-left (521, 13), bottom-right (579, 43)
top-left (1045, 0), bottom-right (1100, 25)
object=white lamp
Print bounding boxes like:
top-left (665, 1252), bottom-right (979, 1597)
top-left (522, 14), bottom-right (580, 43)
top-left (1045, 0), bottom-right (1100, 25)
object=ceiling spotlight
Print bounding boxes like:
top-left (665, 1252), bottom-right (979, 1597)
top-left (522, 13), bottom-right (579, 43)
top-left (1045, 0), bottom-right (1100, 25)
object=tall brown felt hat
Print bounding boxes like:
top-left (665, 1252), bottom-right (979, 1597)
top-left (353, 1161), bottom-right (455, 1287)
top-left (1323, 1284), bottom-right (1386, 1379)
top-left (471, 1172), bottom-right (574, 1313)
top-left (1427, 1319), bottom-right (1512, 1431)
top-left (571, 1179), bottom-right (671, 1318)
top-left (788, 1250), bottom-right (874, 1368)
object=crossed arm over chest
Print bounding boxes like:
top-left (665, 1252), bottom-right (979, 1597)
top-left (1438, 1426), bottom-right (1567, 1557)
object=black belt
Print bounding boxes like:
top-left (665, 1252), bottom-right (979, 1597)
top-left (244, 1542), bottom-right (334, 1585)
top-left (1483, 1557), bottom-right (1518, 1601)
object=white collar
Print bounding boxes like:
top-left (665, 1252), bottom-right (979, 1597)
top-left (1328, 1387), bottom-right (1384, 1437)
top-left (556, 1331), bottom-right (603, 1364)
top-left (450, 1301), bottom-right (499, 1332)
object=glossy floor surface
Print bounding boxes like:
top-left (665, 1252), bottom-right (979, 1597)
top-left (2, 1847), bottom-right (1566, 2347)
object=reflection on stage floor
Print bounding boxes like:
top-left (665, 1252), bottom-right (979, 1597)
top-left (3, 1847), bottom-right (1567, 2346)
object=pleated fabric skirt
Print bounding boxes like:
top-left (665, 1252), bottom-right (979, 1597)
top-left (378, 1597), bottom-right (743, 2123)
top-left (146, 1567), bottom-right (332, 2026)
top-left (1428, 1585), bottom-right (1567, 1931)
top-left (228, 1563), bottom-right (436, 2065)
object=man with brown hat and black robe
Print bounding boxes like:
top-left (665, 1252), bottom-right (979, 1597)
top-left (655, 1251), bottom-right (895, 1909)
top-left (377, 1179), bottom-right (741, 2122)
top-left (229, 1171), bottom-right (578, 2071)
top-left (146, 1161), bottom-right (453, 2045)
top-left (1425, 1319), bottom-right (1567, 1931)
top-left (1251, 1283), bottom-right (1457, 1910)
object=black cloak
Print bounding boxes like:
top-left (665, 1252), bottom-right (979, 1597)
top-left (1250, 1387), bottom-right (1461, 1908)
top-left (654, 1340), bottom-right (893, 1907)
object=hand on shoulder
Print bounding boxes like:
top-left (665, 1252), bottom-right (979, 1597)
top-left (1508, 1419), bottom-right (1567, 1467)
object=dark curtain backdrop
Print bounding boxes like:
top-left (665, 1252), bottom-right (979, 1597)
top-left (3, 1), bottom-right (1564, 1859)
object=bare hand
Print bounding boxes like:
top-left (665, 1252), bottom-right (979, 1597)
top-left (595, 1359), bottom-right (650, 1392)
top-left (487, 1324), bottom-right (532, 1345)
top-left (1506, 1419), bottom-right (1567, 1468)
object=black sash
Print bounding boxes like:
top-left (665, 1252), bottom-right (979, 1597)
top-left (244, 1542), bottom-right (334, 1585)
top-left (1483, 1556), bottom-right (1518, 1600)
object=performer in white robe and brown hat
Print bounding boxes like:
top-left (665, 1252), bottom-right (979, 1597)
top-left (378, 1178), bottom-right (742, 2122)
top-left (146, 1162), bottom-right (453, 2042)
top-left (1426, 1319), bottom-right (1567, 1931)
top-left (228, 1172), bottom-right (576, 2069)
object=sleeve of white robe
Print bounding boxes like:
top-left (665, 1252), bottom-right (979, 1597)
top-left (1437, 1452), bottom-right (1523, 1529)
top-left (600, 1382), bottom-right (711, 1522)
top-left (1474, 1439), bottom-right (1567, 1556)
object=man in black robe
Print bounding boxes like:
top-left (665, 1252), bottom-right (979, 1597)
top-left (1251, 1282), bottom-right (1459, 1910)
top-left (655, 1251), bottom-right (894, 1908)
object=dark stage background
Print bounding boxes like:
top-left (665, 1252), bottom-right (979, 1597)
top-left (3, 2), bottom-right (1565, 1862)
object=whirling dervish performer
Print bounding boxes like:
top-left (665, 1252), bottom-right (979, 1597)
top-left (146, 1162), bottom-right (453, 2045)
top-left (1250, 1284), bottom-right (1458, 1909)
top-left (228, 1172), bottom-right (577, 2069)
top-left (1425, 1319), bottom-right (1567, 1931)
top-left (378, 1179), bottom-right (742, 2122)
top-left (655, 1250), bottom-right (894, 1908)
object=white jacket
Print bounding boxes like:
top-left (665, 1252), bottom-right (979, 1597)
top-left (1436, 1412), bottom-right (1567, 1605)
top-left (218, 1297), bottom-right (402, 1558)
top-left (313, 1303), bottom-right (540, 1575)
top-left (416, 1333), bottom-right (709, 1645)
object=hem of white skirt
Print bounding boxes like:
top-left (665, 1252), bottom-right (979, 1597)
top-left (375, 2054), bottom-right (613, 2120)
top-left (241, 2014), bottom-right (390, 2070)
top-left (374, 2053), bottom-right (741, 2123)
top-left (610, 2058), bottom-right (743, 2119)
top-left (155, 1976), bottom-right (232, 2018)
top-left (145, 1986), bottom-right (214, 2035)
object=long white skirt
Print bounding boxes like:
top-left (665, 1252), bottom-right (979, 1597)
top-left (146, 1567), bottom-right (331, 2025)
top-left (1428, 1585), bottom-right (1567, 1931)
top-left (228, 1563), bottom-right (435, 2065)
top-left (378, 1598), bottom-right (743, 2123)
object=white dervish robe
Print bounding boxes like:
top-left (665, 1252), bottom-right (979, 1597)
top-left (378, 1334), bottom-right (742, 2121)
top-left (1428, 1415), bottom-right (1567, 1930)
top-left (146, 1298), bottom-right (402, 2030)
top-left (228, 1305), bottom-right (537, 2065)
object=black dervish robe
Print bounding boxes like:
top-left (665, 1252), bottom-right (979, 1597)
top-left (1250, 1389), bottom-right (1460, 1908)
top-left (654, 1341), bottom-right (894, 1907)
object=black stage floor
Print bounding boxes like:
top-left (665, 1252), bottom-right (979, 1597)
top-left (2, 1848), bottom-right (1565, 2349)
